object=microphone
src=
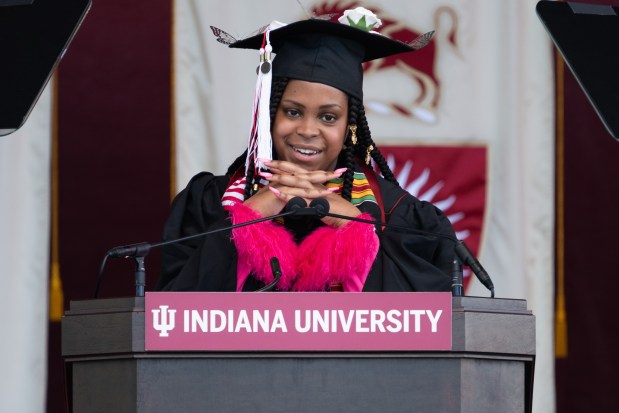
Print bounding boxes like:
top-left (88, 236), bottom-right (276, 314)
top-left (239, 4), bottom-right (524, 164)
top-left (284, 196), bottom-right (309, 216)
top-left (108, 242), bottom-right (151, 258)
top-left (307, 197), bottom-right (495, 298)
top-left (309, 197), bottom-right (330, 217)
top-left (454, 241), bottom-right (494, 297)
top-left (283, 196), bottom-right (331, 218)
top-left (254, 257), bottom-right (282, 292)
top-left (97, 206), bottom-right (302, 298)
top-left (284, 196), bottom-right (331, 217)
top-left (106, 198), bottom-right (317, 261)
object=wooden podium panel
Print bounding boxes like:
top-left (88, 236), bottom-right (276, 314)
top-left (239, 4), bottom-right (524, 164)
top-left (62, 296), bottom-right (535, 413)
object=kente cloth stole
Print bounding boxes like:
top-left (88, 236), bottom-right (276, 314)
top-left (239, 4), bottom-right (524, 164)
top-left (221, 172), bottom-right (378, 210)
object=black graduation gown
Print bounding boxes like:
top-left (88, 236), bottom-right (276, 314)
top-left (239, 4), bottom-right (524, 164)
top-left (155, 171), bottom-right (455, 292)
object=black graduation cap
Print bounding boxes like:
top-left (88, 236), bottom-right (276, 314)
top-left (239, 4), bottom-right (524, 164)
top-left (229, 16), bottom-right (432, 100)
top-left (217, 8), bottom-right (433, 173)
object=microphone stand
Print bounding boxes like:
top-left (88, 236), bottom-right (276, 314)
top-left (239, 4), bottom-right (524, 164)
top-left (254, 257), bottom-right (282, 292)
top-left (99, 197), bottom-right (494, 298)
top-left (135, 256), bottom-right (146, 297)
top-left (97, 210), bottom-right (298, 298)
top-left (307, 200), bottom-right (494, 298)
top-left (451, 258), bottom-right (464, 297)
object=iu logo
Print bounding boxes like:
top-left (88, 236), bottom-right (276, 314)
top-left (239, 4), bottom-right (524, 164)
top-left (152, 305), bottom-right (176, 337)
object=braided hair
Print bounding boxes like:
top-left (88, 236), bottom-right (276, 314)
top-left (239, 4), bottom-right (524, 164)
top-left (226, 77), bottom-right (400, 201)
top-left (338, 95), bottom-right (399, 201)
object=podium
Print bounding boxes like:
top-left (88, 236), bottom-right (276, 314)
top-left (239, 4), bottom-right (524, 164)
top-left (62, 296), bottom-right (535, 413)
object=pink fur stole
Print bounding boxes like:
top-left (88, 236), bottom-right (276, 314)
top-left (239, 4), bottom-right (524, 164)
top-left (229, 204), bottom-right (379, 292)
top-left (294, 214), bottom-right (379, 292)
top-left (229, 203), bottom-right (297, 291)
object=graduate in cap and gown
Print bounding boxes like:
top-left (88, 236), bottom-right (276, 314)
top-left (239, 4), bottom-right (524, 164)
top-left (156, 7), bottom-right (457, 293)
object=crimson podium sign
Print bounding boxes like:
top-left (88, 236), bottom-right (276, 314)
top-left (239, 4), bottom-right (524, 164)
top-left (145, 292), bottom-right (452, 351)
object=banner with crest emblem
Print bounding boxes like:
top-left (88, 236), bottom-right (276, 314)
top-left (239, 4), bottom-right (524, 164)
top-left (174, 1), bottom-right (555, 412)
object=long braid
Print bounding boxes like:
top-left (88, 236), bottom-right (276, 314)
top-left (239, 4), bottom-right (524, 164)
top-left (244, 159), bottom-right (256, 199)
top-left (353, 99), bottom-right (399, 186)
top-left (270, 77), bottom-right (288, 124)
top-left (340, 97), bottom-right (359, 201)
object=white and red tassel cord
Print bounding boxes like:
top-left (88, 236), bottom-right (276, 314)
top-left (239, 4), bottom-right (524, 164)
top-left (245, 30), bottom-right (273, 177)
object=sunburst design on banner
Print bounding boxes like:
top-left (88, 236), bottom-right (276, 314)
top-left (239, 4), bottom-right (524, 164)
top-left (386, 154), bottom-right (469, 242)
top-left (380, 146), bottom-right (487, 290)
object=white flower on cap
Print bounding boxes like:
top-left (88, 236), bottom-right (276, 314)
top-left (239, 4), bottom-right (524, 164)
top-left (338, 7), bottom-right (383, 31)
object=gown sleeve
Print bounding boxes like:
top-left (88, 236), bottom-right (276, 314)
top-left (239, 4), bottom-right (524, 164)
top-left (156, 171), bottom-right (456, 292)
top-left (155, 172), bottom-right (238, 291)
top-left (362, 177), bottom-right (455, 292)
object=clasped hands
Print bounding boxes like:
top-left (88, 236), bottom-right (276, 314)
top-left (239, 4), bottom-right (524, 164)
top-left (243, 160), bottom-right (361, 228)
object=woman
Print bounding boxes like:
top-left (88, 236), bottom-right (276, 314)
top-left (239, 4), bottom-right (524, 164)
top-left (156, 8), bottom-right (456, 292)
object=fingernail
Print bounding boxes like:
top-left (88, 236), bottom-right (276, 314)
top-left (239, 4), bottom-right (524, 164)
top-left (259, 172), bottom-right (273, 179)
top-left (334, 168), bottom-right (348, 175)
top-left (268, 186), bottom-right (281, 196)
top-left (327, 187), bottom-right (339, 192)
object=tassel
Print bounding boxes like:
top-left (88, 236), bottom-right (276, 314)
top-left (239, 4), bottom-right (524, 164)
top-left (256, 34), bottom-right (273, 169)
top-left (49, 262), bottom-right (64, 321)
top-left (244, 70), bottom-right (261, 174)
top-left (555, 289), bottom-right (568, 358)
top-left (245, 29), bottom-right (274, 174)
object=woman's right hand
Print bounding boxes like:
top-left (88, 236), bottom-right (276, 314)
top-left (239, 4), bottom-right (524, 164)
top-left (243, 160), bottom-right (344, 217)
top-left (242, 185), bottom-right (287, 217)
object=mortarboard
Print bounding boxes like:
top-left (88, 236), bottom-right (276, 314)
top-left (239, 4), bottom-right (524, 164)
top-left (213, 7), bottom-right (433, 173)
top-left (229, 14), bottom-right (432, 100)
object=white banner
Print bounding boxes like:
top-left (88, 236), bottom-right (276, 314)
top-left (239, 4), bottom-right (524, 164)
top-left (174, 1), bottom-right (555, 411)
top-left (0, 85), bottom-right (52, 413)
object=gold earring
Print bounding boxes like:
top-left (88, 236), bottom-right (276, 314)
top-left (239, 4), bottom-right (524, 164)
top-left (349, 124), bottom-right (357, 145)
top-left (365, 145), bottom-right (374, 165)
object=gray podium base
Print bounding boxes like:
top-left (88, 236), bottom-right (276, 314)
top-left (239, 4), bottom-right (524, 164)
top-left (63, 296), bottom-right (535, 413)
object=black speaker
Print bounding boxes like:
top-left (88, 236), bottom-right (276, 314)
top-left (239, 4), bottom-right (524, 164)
top-left (0, 0), bottom-right (91, 136)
